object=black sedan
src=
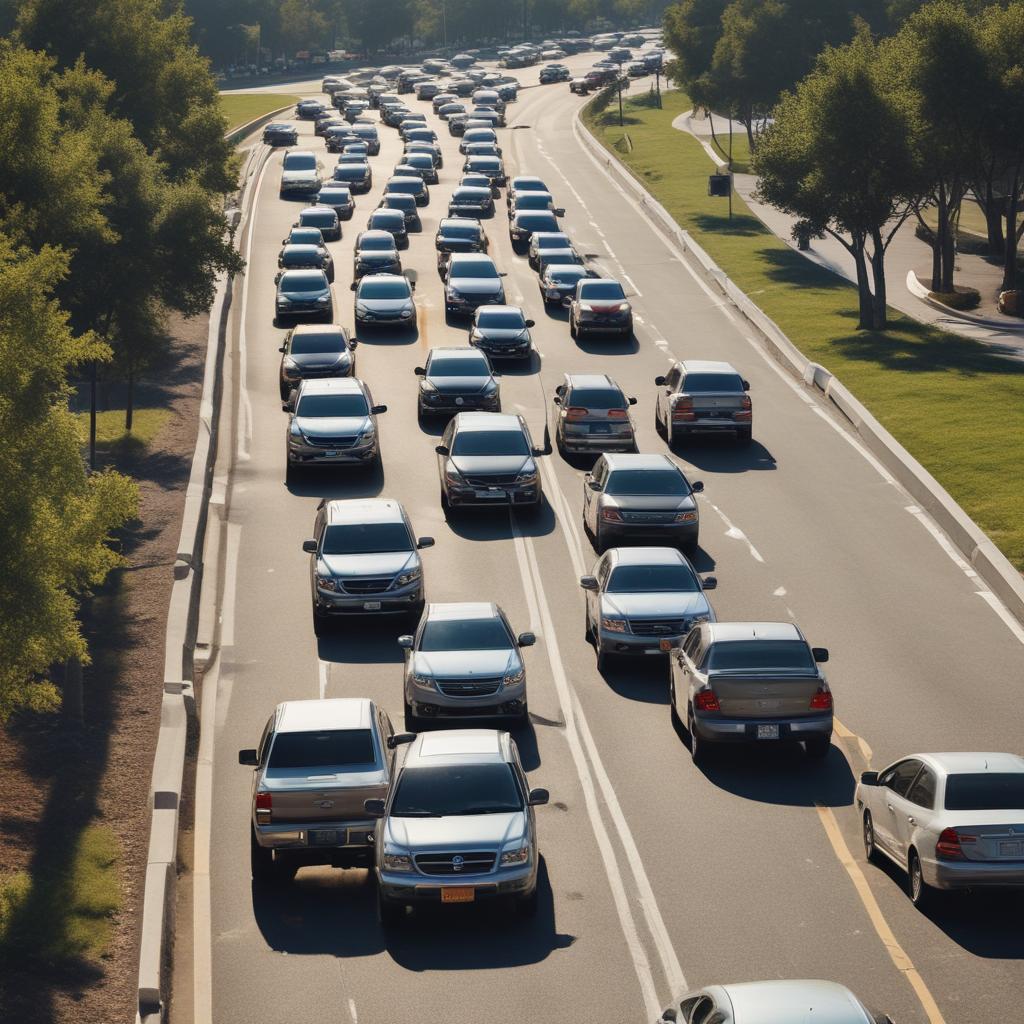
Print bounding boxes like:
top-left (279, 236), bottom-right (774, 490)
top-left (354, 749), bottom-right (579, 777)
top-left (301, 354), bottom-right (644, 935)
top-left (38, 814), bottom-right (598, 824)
top-left (469, 305), bottom-right (535, 361)
top-left (263, 122), bottom-right (298, 146)
top-left (416, 347), bottom-right (500, 418)
top-left (278, 243), bottom-right (335, 282)
top-left (352, 230), bottom-right (402, 279)
top-left (278, 324), bottom-right (356, 398)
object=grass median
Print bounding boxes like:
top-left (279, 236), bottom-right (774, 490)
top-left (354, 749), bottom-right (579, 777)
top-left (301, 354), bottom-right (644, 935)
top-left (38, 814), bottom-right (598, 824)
top-left (220, 92), bottom-right (298, 132)
top-left (582, 90), bottom-right (1024, 571)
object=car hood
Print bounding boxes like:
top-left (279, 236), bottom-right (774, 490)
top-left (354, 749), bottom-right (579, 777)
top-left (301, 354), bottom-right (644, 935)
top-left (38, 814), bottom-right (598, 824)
top-left (280, 287), bottom-right (330, 301)
top-left (360, 296), bottom-right (413, 313)
top-left (475, 328), bottom-right (528, 342)
top-left (427, 375), bottom-right (492, 394)
top-left (290, 351), bottom-right (351, 370)
top-left (411, 648), bottom-right (516, 679)
top-left (282, 169), bottom-right (318, 181)
top-left (356, 250), bottom-right (398, 263)
top-left (319, 550), bottom-right (416, 578)
top-left (449, 278), bottom-right (503, 296)
top-left (600, 592), bottom-right (711, 619)
top-left (386, 810), bottom-right (525, 850)
top-left (451, 455), bottom-right (532, 476)
top-left (295, 415), bottom-right (370, 437)
top-left (605, 494), bottom-right (697, 512)
top-left (438, 237), bottom-right (481, 252)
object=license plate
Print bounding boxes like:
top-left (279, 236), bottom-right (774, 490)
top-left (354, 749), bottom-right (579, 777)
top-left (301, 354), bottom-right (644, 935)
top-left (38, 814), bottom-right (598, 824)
top-left (999, 841), bottom-right (1022, 857)
top-left (441, 887), bottom-right (475, 903)
top-left (363, 601), bottom-right (381, 610)
top-left (475, 489), bottom-right (506, 499)
top-left (324, 450), bottom-right (337, 457)
top-left (309, 829), bottom-right (340, 846)
top-left (590, 424), bottom-right (611, 434)
top-left (757, 724), bottom-right (780, 740)
top-left (643, 649), bottom-right (662, 655)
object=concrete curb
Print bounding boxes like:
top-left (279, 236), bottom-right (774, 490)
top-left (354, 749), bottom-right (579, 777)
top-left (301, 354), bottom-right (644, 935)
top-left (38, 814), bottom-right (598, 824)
top-left (905, 270), bottom-right (1024, 331)
top-left (135, 134), bottom-right (271, 1024)
top-left (575, 107), bottom-right (1024, 627)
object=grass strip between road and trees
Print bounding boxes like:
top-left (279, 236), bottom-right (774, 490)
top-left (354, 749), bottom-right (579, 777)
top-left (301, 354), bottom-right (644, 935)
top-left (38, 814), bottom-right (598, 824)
top-left (582, 90), bottom-right (1024, 572)
top-left (219, 92), bottom-right (299, 131)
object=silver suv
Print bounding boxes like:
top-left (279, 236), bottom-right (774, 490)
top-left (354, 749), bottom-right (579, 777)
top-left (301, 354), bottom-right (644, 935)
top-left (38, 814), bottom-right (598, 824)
top-left (553, 373), bottom-right (637, 454)
top-left (398, 602), bottom-right (535, 728)
top-left (303, 498), bottom-right (434, 634)
top-left (654, 359), bottom-right (753, 446)
top-left (365, 729), bottom-right (549, 923)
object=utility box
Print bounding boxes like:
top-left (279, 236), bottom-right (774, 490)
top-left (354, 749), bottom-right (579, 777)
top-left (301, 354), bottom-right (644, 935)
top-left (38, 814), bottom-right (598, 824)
top-left (708, 173), bottom-right (731, 197)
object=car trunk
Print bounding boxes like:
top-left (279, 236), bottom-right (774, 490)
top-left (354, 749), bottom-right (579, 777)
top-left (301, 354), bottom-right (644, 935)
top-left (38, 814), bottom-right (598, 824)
top-left (710, 673), bottom-right (822, 719)
top-left (945, 812), bottom-right (1024, 860)
top-left (682, 389), bottom-right (745, 421)
top-left (264, 768), bottom-right (388, 823)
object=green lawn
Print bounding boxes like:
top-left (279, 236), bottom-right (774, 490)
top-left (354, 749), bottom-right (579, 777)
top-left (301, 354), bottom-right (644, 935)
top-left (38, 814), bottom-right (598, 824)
top-left (75, 407), bottom-right (171, 457)
top-left (220, 93), bottom-right (298, 132)
top-left (583, 91), bottom-right (1024, 570)
top-left (705, 131), bottom-right (752, 174)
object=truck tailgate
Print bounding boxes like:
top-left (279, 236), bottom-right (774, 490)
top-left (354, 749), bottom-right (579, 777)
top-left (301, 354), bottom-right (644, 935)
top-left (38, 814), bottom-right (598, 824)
top-left (711, 674), bottom-right (821, 719)
top-left (264, 769), bottom-right (388, 823)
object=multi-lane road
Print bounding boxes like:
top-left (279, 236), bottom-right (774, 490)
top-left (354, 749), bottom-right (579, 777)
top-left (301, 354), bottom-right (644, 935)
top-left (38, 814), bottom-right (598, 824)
top-left (202, 52), bottom-right (1024, 1024)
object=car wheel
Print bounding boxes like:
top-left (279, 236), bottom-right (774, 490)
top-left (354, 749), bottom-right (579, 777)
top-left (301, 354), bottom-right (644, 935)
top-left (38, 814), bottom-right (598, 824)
top-left (569, 317), bottom-right (578, 340)
top-left (737, 426), bottom-right (753, 445)
top-left (250, 827), bottom-right (275, 883)
top-left (908, 849), bottom-right (933, 910)
top-left (404, 697), bottom-right (417, 732)
top-left (688, 709), bottom-right (709, 766)
top-left (440, 488), bottom-right (452, 518)
top-left (594, 525), bottom-right (607, 555)
top-left (805, 734), bottom-right (831, 759)
top-left (668, 673), bottom-right (683, 730)
top-left (515, 886), bottom-right (539, 918)
top-left (863, 812), bottom-right (879, 863)
top-left (312, 606), bottom-right (329, 638)
top-left (377, 888), bottom-right (404, 926)
top-left (584, 613), bottom-right (595, 644)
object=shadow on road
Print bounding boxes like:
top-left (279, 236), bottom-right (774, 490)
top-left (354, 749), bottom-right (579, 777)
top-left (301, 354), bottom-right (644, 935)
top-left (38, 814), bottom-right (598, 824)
top-left (674, 437), bottom-right (777, 474)
top-left (317, 618), bottom-right (409, 664)
top-left (442, 500), bottom-right (555, 541)
top-left (598, 652), bottom-right (671, 706)
top-left (285, 460), bottom-right (386, 500)
top-left (574, 332), bottom-right (639, 357)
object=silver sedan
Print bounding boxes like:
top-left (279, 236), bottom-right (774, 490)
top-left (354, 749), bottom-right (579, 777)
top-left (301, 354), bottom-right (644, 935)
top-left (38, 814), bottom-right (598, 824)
top-left (856, 750), bottom-right (1024, 908)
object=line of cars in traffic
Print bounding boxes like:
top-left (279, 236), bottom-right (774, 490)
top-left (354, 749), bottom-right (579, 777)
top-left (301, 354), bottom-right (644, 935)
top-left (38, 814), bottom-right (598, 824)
top-left (242, 54), bottom-right (1024, 1016)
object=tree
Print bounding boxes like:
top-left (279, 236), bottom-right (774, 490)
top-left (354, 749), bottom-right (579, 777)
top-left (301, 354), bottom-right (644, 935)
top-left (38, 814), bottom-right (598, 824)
top-left (0, 237), bottom-right (137, 721)
top-left (754, 30), bottom-right (922, 329)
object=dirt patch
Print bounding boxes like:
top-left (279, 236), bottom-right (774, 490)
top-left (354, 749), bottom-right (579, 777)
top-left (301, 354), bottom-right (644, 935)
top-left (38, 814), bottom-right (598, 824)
top-left (0, 311), bottom-right (208, 1023)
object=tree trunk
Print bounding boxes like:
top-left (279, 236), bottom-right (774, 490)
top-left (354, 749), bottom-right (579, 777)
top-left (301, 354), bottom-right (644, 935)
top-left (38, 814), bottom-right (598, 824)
top-left (851, 238), bottom-right (873, 330)
top-left (869, 228), bottom-right (888, 330)
top-left (941, 198), bottom-right (958, 294)
top-left (125, 367), bottom-right (134, 432)
top-left (931, 192), bottom-right (947, 292)
top-left (89, 360), bottom-right (98, 471)
top-left (1003, 174), bottom-right (1020, 292)
top-left (983, 181), bottom-right (1005, 255)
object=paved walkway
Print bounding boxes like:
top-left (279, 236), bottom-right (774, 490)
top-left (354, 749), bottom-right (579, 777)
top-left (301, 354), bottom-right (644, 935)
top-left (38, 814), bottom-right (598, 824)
top-left (674, 109), bottom-right (1024, 356)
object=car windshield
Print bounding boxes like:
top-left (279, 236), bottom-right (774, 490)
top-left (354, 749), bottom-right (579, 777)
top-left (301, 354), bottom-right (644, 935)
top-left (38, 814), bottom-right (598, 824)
top-left (706, 641), bottom-right (815, 672)
top-left (440, 222), bottom-right (480, 240)
top-left (281, 274), bottom-right (327, 292)
top-left (519, 213), bottom-right (558, 230)
top-left (302, 210), bottom-right (335, 223)
top-left (429, 356), bottom-right (488, 377)
top-left (452, 261), bottom-right (498, 279)
top-left (291, 331), bottom-right (345, 354)
top-left (319, 189), bottom-right (350, 202)
top-left (360, 279), bottom-right (410, 299)
top-left (371, 214), bottom-right (403, 228)
top-left (550, 268), bottom-right (586, 283)
top-left (389, 179), bottom-right (422, 194)
top-left (516, 194), bottom-right (551, 208)
top-left (604, 469), bottom-right (687, 496)
top-left (321, 522), bottom-right (412, 555)
top-left (289, 229), bottom-right (322, 245)
top-left (334, 167), bottom-right (364, 179)
top-left (581, 283), bottom-right (626, 301)
top-left (944, 773), bottom-right (1024, 810)
top-left (389, 764), bottom-right (521, 817)
top-left (419, 615), bottom-right (512, 651)
top-left (384, 195), bottom-right (416, 209)
top-left (296, 394), bottom-right (369, 417)
top-left (514, 180), bottom-right (547, 191)
top-left (359, 235), bottom-right (395, 251)
top-left (477, 310), bottom-right (525, 329)
top-left (683, 374), bottom-right (745, 393)
top-left (407, 155), bottom-right (432, 166)
top-left (454, 189), bottom-right (489, 201)
top-left (267, 729), bottom-right (375, 771)
top-left (607, 564), bottom-right (698, 593)
top-left (569, 387), bottom-right (627, 409)
top-left (284, 153), bottom-right (316, 170)
top-left (451, 428), bottom-right (528, 456)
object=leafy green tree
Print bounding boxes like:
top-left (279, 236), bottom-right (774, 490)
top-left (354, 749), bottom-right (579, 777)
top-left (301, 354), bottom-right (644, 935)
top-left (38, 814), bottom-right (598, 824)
top-left (754, 30), bottom-right (922, 329)
top-left (0, 237), bottom-right (138, 721)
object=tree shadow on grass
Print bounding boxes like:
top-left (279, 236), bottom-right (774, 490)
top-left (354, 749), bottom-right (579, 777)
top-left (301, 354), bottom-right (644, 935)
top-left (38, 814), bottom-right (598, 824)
top-left (690, 211), bottom-right (766, 238)
top-left (754, 246), bottom-right (851, 290)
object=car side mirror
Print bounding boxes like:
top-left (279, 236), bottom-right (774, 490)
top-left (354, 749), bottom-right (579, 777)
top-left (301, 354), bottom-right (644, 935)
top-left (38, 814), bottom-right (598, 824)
top-left (660, 1012), bottom-right (679, 1023)
top-left (587, 479), bottom-right (601, 491)
top-left (417, 536), bottom-right (434, 549)
top-left (302, 539), bottom-right (317, 553)
top-left (371, 404), bottom-right (388, 414)
top-left (554, 208), bottom-right (566, 217)
top-left (654, 375), bottom-right (667, 386)
top-left (553, 395), bottom-right (561, 405)
top-left (743, 379), bottom-right (751, 391)
top-left (281, 402), bottom-right (291, 412)
top-left (690, 480), bottom-right (704, 493)
top-left (363, 798), bottom-right (386, 817)
top-left (531, 447), bottom-right (545, 458)
top-left (580, 575), bottom-right (598, 591)
top-left (274, 272), bottom-right (282, 284)
top-left (525, 319), bottom-right (535, 328)
top-left (349, 339), bottom-right (357, 348)
top-left (517, 631), bottom-right (536, 647)
top-left (387, 732), bottom-right (416, 749)
top-left (278, 345), bottom-right (286, 352)
top-left (350, 281), bottom-right (358, 290)
top-left (238, 749), bottom-right (258, 766)
top-left (860, 771), bottom-right (879, 786)
top-left (628, 396), bottom-right (637, 405)
top-left (702, 576), bottom-right (717, 590)
top-left (414, 366), bottom-right (426, 375)
top-left (812, 647), bottom-right (829, 663)
top-left (435, 444), bottom-right (450, 456)
top-left (397, 635), bottom-right (414, 649)
top-left (528, 787), bottom-right (549, 806)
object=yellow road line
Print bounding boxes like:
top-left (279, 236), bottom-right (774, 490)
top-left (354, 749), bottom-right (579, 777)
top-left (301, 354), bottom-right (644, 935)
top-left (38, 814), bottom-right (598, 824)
top-left (834, 716), bottom-right (873, 764)
top-left (815, 804), bottom-right (946, 1024)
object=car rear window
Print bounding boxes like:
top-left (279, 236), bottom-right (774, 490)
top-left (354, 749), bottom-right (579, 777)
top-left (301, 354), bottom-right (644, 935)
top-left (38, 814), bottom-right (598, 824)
top-left (289, 229), bottom-right (323, 245)
top-left (268, 729), bottom-right (375, 770)
top-left (390, 764), bottom-right (521, 816)
top-left (388, 178), bottom-right (424, 194)
top-left (359, 235), bottom-right (395, 251)
top-left (682, 373), bottom-right (745, 394)
top-left (439, 221), bottom-right (481, 240)
top-left (944, 773), bottom-right (1024, 810)
top-left (568, 387), bottom-right (627, 409)
top-left (322, 522), bottom-right (412, 555)
top-left (604, 469), bottom-right (687, 496)
top-left (302, 210), bottom-right (336, 224)
top-left (383, 194), bottom-right (416, 210)
top-left (706, 641), bottom-right (815, 672)
top-left (515, 194), bottom-right (552, 209)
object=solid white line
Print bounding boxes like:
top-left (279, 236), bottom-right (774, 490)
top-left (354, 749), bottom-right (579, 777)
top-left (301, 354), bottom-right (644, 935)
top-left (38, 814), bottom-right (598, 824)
top-left (347, 998), bottom-right (358, 1023)
top-left (708, 502), bottom-right (765, 563)
top-left (904, 505), bottom-right (977, 578)
top-left (977, 591), bottom-right (1024, 645)
top-left (622, 273), bottom-right (642, 297)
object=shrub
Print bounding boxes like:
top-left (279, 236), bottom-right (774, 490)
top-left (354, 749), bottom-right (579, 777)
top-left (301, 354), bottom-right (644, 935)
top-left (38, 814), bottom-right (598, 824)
top-left (928, 286), bottom-right (981, 311)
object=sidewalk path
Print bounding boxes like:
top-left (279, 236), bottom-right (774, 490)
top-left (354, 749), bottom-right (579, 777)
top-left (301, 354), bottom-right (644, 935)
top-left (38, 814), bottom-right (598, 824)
top-left (674, 109), bottom-right (1024, 358)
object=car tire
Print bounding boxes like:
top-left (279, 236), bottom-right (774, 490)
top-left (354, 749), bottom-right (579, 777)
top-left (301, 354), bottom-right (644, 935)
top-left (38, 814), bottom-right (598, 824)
top-left (594, 525), bottom-right (607, 554)
top-left (688, 709), bottom-right (709, 766)
top-left (668, 673), bottom-right (683, 730)
top-left (377, 889), bottom-right (404, 926)
top-left (441, 489), bottom-right (452, 518)
top-left (312, 606), bottom-right (329, 638)
top-left (515, 886), bottom-right (539, 918)
top-left (863, 812), bottom-right (879, 864)
top-left (404, 698), bottom-right (417, 732)
top-left (569, 318), bottom-right (578, 339)
top-left (805, 734), bottom-right (831, 759)
top-left (584, 614), bottom-right (595, 645)
top-left (908, 848), bottom-right (934, 910)
top-left (250, 827), bottom-right (275, 883)
top-left (596, 647), bottom-right (608, 673)
top-left (737, 426), bottom-right (753, 445)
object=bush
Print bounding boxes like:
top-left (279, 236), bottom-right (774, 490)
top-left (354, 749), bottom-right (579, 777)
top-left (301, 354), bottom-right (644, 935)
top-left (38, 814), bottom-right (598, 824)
top-left (998, 290), bottom-right (1022, 317)
top-left (928, 286), bottom-right (981, 311)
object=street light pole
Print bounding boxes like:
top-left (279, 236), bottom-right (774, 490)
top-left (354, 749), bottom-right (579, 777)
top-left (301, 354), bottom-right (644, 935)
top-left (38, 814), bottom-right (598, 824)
top-left (442, 0), bottom-right (447, 50)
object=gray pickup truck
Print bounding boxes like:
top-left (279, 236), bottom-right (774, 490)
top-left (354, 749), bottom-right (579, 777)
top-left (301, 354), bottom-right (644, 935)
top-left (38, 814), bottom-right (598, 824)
top-left (239, 697), bottom-right (400, 882)
top-left (667, 622), bottom-right (832, 763)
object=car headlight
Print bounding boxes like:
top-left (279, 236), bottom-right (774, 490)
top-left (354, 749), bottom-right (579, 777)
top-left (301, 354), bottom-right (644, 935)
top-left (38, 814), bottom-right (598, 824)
top-left (515, 469), bottom-right (538, 485)
top-left (503, 668), bottom-right (525, 687)
top-left (601, 617), bottom-right (627, 633)
top-left (688, 614), bottom-right (710, 627)
top-left (420, 380), bottom-right (438, 394)
top-left (410, 672), bottom-right (434, 688)
top-left (282, 357), bottom-right (300, 376)
top-left (316, 295), bottom-right (331, 304)
top-left (448, 288), bottom-right (462, 300)
top-left (482, 381), bottom-right (497, 395)
top-left (500, 844), bottom-right (530, 866)
top-left (395, 566), bottom-right (422, 587)
top-left (316, 574), bottom-right (337, 591)
top-left (618, 303), bottom-right (631, 313)
top-left (357, 426), bottom-right (375, 444)
top-left (277, 296), bottom-right (292, 305)
top-left (674, 510), bottom-right (698, 523)
top-left (444, 467), bottom-right (464, 486)
top-left (355, 303), bottom-right (369, 315)
top-left (400, 308), bottom-right (413, 319)
top-left (382, 851), bottom-right (413, 871)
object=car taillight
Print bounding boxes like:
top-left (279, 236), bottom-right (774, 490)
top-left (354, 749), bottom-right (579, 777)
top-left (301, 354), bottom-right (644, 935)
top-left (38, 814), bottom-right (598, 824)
top-left (565, 406), bottom-right (589, 420)
top-left (809, 687), bottom-right (833, 711)
top-left (672, 397), bottom-right (696, 422)
top-left (600, 507), bottom-right (623, 523)
top-left (735, 395), bottom-right (753, 422)
top-left (255, 792), bottom-right (272, 822)
top-left (936, 828), bottom-right (976, 860)
top-left (694, 689), bottom-right (720, 712)
top-left (608, 409), bottom-right (628, 419)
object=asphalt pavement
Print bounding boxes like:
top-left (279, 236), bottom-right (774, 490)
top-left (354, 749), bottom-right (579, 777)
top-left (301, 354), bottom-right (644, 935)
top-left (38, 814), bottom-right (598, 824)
top-left (202, 52), bottom-right (1024, 1024)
